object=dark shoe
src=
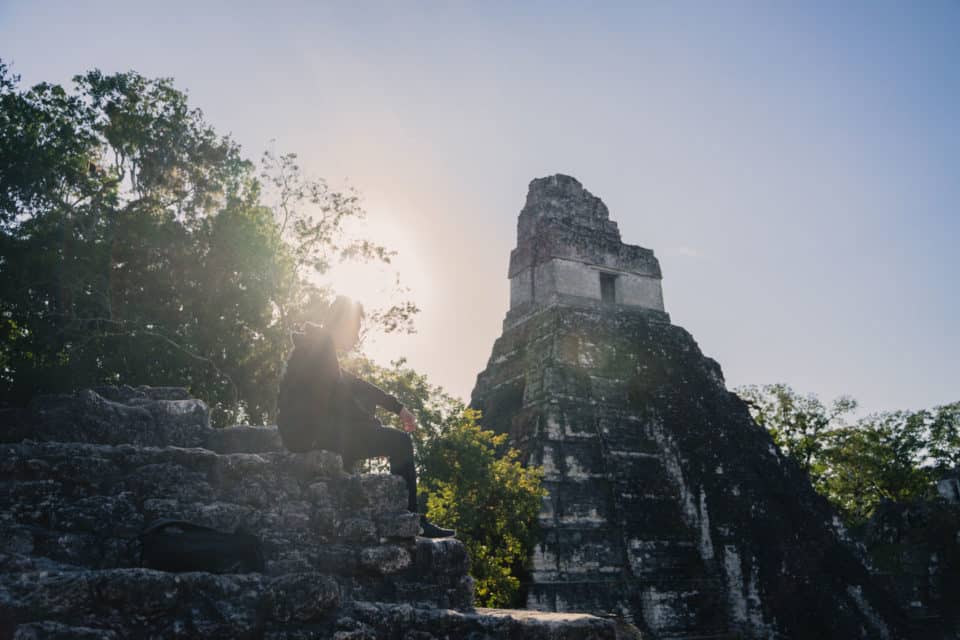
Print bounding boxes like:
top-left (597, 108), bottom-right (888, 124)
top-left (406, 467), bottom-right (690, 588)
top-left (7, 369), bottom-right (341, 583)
top-left (419, 515), bottom-right (455, 538)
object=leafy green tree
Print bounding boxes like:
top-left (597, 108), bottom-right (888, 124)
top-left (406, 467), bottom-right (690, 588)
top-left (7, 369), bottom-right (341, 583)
top-left (257, 149), bottom-right (418, 337)
top-left (0, 62), bottom-right (412, 423)
top-left (420, 411), bottom-right (545, 607)
top-left (343, 355), bottom-right (546, 607)
top-left (738, 384), bottom-right (960, 525)
top-left (818, 404), bottom-right (960, 524)
top-left (915, 402), bottom-right (960, 475)
top-left (737, 383), bottom-right (857, 476)
top-left (815, 413), bottom-right (929, 523)
top-left (0, 63), bottom-right (275, 420)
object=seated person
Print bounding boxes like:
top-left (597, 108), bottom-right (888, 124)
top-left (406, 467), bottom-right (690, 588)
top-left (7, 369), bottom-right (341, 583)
top-left (276, 296), bottom-right (454, 539)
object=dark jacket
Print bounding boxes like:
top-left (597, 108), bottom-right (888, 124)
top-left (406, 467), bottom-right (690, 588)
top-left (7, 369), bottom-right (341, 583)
top-left (276, 326), bottom-right (402, 452)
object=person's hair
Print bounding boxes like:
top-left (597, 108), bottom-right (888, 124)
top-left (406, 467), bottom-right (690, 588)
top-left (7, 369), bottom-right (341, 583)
top-left (322, 295), bottom-right (365, 331)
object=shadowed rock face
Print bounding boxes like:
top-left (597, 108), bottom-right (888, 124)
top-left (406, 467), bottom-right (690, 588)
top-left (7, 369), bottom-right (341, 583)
top-left (472, 177), bottom-right (907, 640)
top-left (862, 496), bottom-right (960, 638)
top-left (0, 387), bottom-right (617, 640)
top-left (1, 386), bottom-right (211, 448)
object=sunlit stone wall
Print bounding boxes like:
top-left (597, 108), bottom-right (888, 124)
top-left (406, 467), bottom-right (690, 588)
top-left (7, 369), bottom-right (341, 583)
top-left (509, 258), bottom-right (664, 311)
top-left (505, 174), bottom-right (665, 317)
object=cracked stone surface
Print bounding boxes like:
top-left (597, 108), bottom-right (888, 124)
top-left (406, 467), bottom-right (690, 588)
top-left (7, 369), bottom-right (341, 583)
top-left (0, 386), bottom-right (616, 639)
top-left (471, 176), bottom-right (908, 640)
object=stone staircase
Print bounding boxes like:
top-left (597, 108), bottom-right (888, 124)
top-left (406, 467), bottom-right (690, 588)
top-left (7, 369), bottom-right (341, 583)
top-left (0, 386), bottom-right (617, 639)
top-left (521, 386), bottom-right (733, 640)
top-left (473, 305), bottom-right (904, 639)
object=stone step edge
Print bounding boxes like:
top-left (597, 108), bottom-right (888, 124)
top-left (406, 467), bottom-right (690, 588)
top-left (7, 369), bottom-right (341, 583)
top-left (1, 569), bottom-right (618, 638)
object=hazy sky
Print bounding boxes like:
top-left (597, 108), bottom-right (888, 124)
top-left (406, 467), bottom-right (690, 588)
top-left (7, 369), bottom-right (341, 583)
top-left (2, 1), bottom-right (957, 414)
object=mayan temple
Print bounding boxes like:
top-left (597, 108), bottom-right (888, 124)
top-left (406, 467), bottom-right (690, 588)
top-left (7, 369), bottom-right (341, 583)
top-left (471, 175), bottom-right (905, 639)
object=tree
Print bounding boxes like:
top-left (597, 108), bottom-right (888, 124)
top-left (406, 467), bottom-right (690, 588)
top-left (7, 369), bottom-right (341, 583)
top-left (419, 411), bottom-right (544, 607)
top-left (916, 402), bottom-right (960, 475)
top-left (817, 404), bottom-right (960, 524)
top-left (815, 413), bottom-right (929, 523)
top-left (343, 355), bottom-right (546, 607)
top-left (0, 62), bottom-right (411, 423)
top-left (1, 63), bottom-right (273, 420)
top-left (737, 384), bottom-right (960, 525)
top-left (737, 383), bottom-right (857, 477)
top-left (258, 149), bottom-right (418, 337)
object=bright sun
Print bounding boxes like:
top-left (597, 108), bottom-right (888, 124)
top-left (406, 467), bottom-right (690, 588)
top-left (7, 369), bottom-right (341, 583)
top-left (323, 211), bottom-right (431, 318)
top-left (326, 259), bottom-right (399, 310)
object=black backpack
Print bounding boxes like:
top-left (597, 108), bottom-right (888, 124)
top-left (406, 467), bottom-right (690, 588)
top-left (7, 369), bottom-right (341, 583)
top-left (140, 519), bottom-right (265, 574)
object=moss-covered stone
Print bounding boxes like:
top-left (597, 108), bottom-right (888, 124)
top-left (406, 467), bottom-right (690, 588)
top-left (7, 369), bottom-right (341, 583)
top-left (472, 175), bottom-right (907, 639)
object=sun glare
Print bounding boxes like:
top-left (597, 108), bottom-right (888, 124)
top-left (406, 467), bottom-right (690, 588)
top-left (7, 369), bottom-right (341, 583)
top-left (326, 259), bottom-right (398, 310)
top-left (323, 210), bottom-right (431, 321)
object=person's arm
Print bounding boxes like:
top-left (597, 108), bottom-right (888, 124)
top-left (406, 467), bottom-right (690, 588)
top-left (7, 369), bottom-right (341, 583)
top-left (341, 370), bottom-right (403, 414)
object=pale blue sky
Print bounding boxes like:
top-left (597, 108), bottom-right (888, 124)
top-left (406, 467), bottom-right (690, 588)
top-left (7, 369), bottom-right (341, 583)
top-left (2, 1), bottom-right (957, 414)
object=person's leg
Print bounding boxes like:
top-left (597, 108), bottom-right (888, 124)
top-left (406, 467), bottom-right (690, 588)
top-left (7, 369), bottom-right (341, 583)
top-left (372, 427), bottom-right (418, 513)
top-left (278, 414), bottom-right (318, 453)
top-left (341, 421), bottom-right (418, 513)
top-left (339, 417), bottom-right (455, 538)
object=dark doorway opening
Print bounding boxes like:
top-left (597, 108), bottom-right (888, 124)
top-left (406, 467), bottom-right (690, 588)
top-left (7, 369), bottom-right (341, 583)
top-left (600, 272), bottom-right (617, 304)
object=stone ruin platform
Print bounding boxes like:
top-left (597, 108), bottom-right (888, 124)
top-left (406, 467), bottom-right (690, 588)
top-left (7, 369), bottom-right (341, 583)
top-left (0, 386), bottom-right (617, 639)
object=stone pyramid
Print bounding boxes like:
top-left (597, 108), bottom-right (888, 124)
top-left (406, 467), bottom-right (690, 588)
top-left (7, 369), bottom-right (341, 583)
top-left (471, 175), bottom-right (905, 639)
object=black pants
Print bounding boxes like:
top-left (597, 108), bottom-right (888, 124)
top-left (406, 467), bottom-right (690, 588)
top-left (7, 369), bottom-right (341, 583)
top-left (339, 416), bottom-right (418, 514)
top-left (279, 401), bottom-right (419, 513)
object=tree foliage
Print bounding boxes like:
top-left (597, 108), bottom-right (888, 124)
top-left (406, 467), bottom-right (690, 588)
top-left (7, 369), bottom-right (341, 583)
top-left (738, 383), bottom-right (857, 475)
top-left (256, 148), bottom-right (416, 336)
top-left (343, 355), bottom-right (546, 607)
top-left (0, 62), bottom-right (413, 422)
top-left (420, 412), bottom-right (544, 607)
top-left (738, 384), bottom-right (960, 525)
top-left (0, 61), bottom-right (538, 606)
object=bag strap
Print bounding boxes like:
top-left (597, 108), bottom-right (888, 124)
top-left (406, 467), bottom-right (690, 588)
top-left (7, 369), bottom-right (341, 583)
top-left (141, 518), bottom-right (220, 537)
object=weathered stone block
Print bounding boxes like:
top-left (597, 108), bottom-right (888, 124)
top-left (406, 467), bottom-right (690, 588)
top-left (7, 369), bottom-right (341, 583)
top-left (205, 425), bottom-right (284, 454)
top-left (376, 512), bottom-right (420, 540)
top-left (305, 480), bottom-right (333, 507)
top-left (312, 545), bottom-right (362, 575)
top-left (538, 528), bottom-right (625, 580)
top-left (123, 462), bottom-right (216, 503)
top-left (359, 545), bottom-right (413, 575)
top-left (541, 478), bottom-right (614, 527)
top-left (336, 474), bottom-right (408, 515)
top-left (273, 449), bottom-right (344, 482)
top-left (266, 573), bottom-right (340, 622)
top-left (625, 539), bottom-right (702, 578)
top-left (338, 517), bottom-right (378, 544)
top-left (22, 388), bottom-right (211, 448)
top-left (414, 537), bottom-right (469, 577)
